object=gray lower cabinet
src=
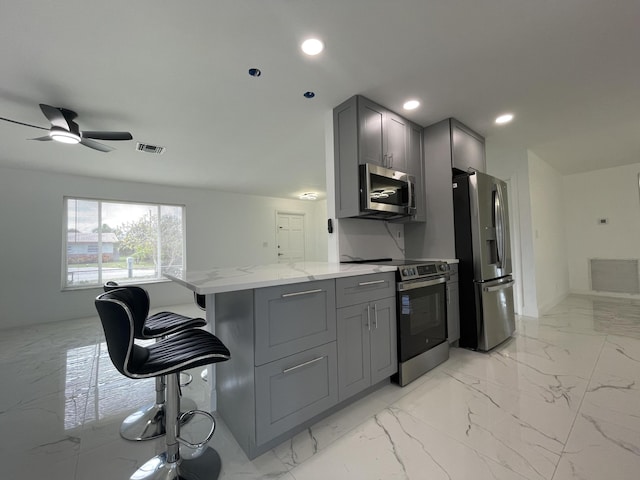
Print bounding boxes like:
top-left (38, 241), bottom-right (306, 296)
top-left (446, 264), bottom-right (460, 344)
top-left (215, 280), bottom-right (338, 459)
top-left (335, 272), bottom-right (397, 402)
top-left (337, 296), bottom-right (397, 401)
top-left (254, 280), bottom-right (336, 365)
top-left (216, 274), bottom-right (397, 460)
top-left (255, 342), bottom-right (338, 444)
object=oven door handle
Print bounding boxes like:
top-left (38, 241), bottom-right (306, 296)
top-left (397, 276), bottom-right (446, 291)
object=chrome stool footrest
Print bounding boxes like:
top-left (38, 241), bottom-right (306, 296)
top-left (177, 409), bottom-right (216, 449)
top-left (120, 397), bottom-right (197, 441)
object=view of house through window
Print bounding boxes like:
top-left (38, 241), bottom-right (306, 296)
top-left (64, 198), bottom-right (185, 288)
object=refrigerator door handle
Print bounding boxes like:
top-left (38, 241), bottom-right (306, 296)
top-left (483, 280), bottom-right (515, 293)
top-left (494, 187), bottom-right (505, 269)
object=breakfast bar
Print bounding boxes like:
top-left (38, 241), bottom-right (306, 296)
top-left (165, 261), bottom-right (399, 458)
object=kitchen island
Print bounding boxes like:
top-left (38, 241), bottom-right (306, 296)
top-left (165, 261), bottom-right (399, 459)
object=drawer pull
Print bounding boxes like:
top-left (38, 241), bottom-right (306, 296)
top-left (282, 356), bottom-right (325, 374)
top-left (358, 280), bottom-right (385, 287)
top-left (281, 288), bottom-right (323, 298)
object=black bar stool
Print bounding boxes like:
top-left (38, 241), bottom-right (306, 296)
top-left (104, 282), bottom-right (206, 441)
top-left (96, 288), bottom-right (230, 480)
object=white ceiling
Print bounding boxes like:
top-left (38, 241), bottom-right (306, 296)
top-left (1, 1), bottom-right (639, 200)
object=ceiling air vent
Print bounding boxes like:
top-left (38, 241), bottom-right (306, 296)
top-left (136, 142), bottom-right (166, 155)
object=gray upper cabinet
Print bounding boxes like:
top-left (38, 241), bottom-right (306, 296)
top-left (356, 96), bottom-right (407, 171)
top-left (357, 98), bottom-right (385, 166)
top-left (405, 117), bottom-right (484, 259)
top-left (451, 118), bottom-right (486, 174)
top-left (333, 95), bottom-right (423, 220)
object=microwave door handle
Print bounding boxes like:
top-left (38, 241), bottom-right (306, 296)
top-left (408, 177), bottom-right (414, 212)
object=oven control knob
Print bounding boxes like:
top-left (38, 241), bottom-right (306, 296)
top-left (402, 268), bottom-right (408, 276)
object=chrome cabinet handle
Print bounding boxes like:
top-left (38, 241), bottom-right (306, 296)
top-left (282, 356), bottom-right (325, 374)
top-left (366, 305), bottom-right (371, 331)
top-left (281, 288), bottom-right (323, 298)
top-left (373, 303), bottom-right (378, 329)
top-left (358, 279), bottom-right (385, 286)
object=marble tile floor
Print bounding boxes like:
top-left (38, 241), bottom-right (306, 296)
top-left (1, 294), bottom-right (640, 479)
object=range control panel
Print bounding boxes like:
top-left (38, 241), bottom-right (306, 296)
top-left (398, 261), bottom-right (449, 281)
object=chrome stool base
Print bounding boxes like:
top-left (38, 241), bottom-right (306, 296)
top-left (130, 447), bottom-right (221, 480)
top-left (120, 397), bottom-right (197, 441)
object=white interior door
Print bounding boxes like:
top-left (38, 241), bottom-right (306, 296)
top-left (277, 212), bottom-right (305, 262)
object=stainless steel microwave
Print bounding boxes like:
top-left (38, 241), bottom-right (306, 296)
top-left (359, 163), bottom-right (416, 219)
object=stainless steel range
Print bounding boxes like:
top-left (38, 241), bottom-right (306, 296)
top-left (345, 259), bottom-right (450, 386)
top-left (393, 260), bottom-right (450, 385)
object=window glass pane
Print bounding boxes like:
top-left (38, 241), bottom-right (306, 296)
top-left (160, 205), bottom-right (184, 273)
top-left (64, 198), bottom-right (185, 289)
top-left (66, 199), bottom-right (100, 287)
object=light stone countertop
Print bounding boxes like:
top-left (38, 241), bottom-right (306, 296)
top-left (164, 261), bottom-right (398, 295)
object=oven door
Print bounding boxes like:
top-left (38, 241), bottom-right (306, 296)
top-left (396, 277), bottom-right (447, 362)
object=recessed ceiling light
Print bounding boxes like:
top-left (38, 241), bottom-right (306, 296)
top-left (301, 38), bottom-right (324, 56)
top-left (299, 192), bottom-right (318, 200)
top-left (403, 100), bottom-right (420, 110)
top-left (248, 68), bottom-right (262, 77)
top-left (495, 113), bottom-right (514, 125)
top-left (303, 91), bottom-right (316, 99)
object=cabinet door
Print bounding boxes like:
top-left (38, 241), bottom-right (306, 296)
top-left (358, 97), bottom-right (385, 166)
top-left (255, 280), bottom-right (336, 366)
top-left (369, 296), bottom-right (398, 385)
top-left (447, 281), bottom-right (460, 343)
top-left (451, 119), bottom-right (485, 173)
top-left (255, 342), bottom-right (338, 445)
top-left (384, 111), bottom-right (407, 172)
top-left (337, 303), bottom-right (371, 401)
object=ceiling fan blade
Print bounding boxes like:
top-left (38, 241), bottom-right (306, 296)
top-left (29, 135), bottom-right (53, 141)
top-left (39, 104), bottom-right (72, 130)
top-left (82, 131), bottom-right (133, 141)
top-left (80, 138), bottom-right (114, 152)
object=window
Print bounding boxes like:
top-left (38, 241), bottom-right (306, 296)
top-left (64, 197), bottom-right (185, 289)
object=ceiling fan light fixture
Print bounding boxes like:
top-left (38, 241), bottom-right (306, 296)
top-left (49, 127), bottom-right (80, 144)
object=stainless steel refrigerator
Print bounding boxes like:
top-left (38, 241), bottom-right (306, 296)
top-left (453, 171), bottom-right (515, 351)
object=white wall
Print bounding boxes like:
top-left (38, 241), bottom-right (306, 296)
top-left (527, 151), bottom-right (570, 312)
top-left (563, 162), bottom-right (640, 297)
top-left (0, 166), bottom-right (327, 329)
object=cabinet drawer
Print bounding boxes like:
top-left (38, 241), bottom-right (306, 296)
top-left (336, 272), bottom-right (395, 308)
top-left (255, 342), bottom-right (338, 445)
top-left (255, 280), bottom-right (336, 365)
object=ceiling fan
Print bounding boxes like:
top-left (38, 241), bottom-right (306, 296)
top-left (0, 104), bottom-right (133, 152)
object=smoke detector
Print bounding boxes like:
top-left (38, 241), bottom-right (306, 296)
top-left (136, 142), bottom-right (166, 155)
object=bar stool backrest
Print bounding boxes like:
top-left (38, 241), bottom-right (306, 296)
top-left (95, 289), bottom-right (150, 377)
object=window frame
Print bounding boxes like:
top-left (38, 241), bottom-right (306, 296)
top-left (62, 196), bottom-right (186, 291)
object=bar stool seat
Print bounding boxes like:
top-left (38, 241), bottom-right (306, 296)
top-left (103, 282), bottom-right (206, 441)
top-left (96, 289), bottom-right (230, 480)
